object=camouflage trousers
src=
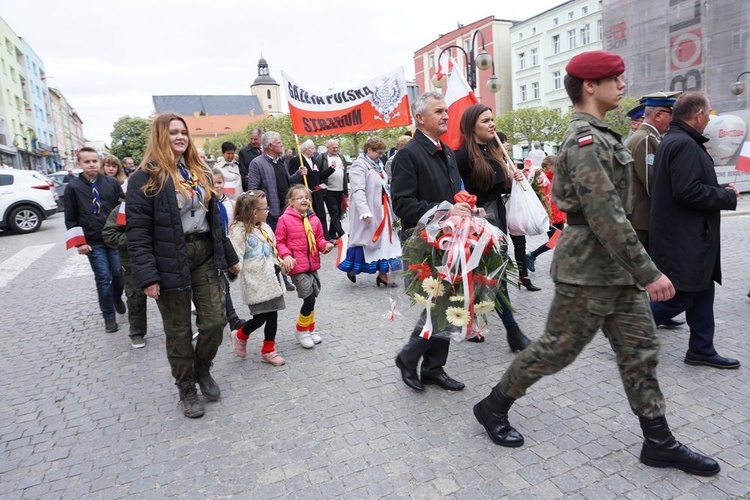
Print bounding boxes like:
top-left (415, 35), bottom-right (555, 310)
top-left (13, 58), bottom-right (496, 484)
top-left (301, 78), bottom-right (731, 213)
top-left (122, 264), bottom-right (147, 338)
top-left (155, 239), bottom-right (226, 383)
top-left (499, 283), bottom-right (666, 419)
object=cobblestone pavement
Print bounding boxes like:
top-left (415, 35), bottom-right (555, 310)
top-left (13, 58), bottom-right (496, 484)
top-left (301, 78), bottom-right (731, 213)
top-left (1, 199), bottom-right (749, 499)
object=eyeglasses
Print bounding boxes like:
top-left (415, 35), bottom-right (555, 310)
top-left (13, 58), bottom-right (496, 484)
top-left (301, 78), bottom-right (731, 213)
top-left (657, 108), bottom-right (673, 116)
top-left (292, 196), bottom-right (311, 201)
top-left (255, 207), bottom-right (271, 211)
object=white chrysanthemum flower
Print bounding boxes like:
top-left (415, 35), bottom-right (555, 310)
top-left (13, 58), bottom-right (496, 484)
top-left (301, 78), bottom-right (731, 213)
top-left (422, 277), bottom-right (445, 297)
top-left (449, 295), bottom-right (465, 302)
top-left (473, 301), bottom-right (495, 315)
top-left (413, 294), bottom-right (428, 305)
top-left (445, 307), bottom-right (470, 327)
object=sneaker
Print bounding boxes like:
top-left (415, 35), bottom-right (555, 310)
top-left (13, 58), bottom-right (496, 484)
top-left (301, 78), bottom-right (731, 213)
top-left (131, 335), bottom-right (146, 349)
top-left (526, 252), bottom-right (536, 272)
top-left (261, 351), bottom-right (286, 366)
top-left (231, 329), bottom-right (247, 358)
top-left (310, 331), bottom-right (322, 344)
top-left (295, 330), bottom-right (315, 349)
top-left (114, 297), bottom-right (126, 315)
top-left (105, 319), bottom-right (119, 333)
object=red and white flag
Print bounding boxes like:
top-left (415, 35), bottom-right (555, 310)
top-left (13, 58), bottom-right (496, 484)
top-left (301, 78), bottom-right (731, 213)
top-left (65, 227), bottom-right (87, 250)
top-left (116, 203), bottom-right (127, 226)
top-left (335, 233), bottom-right (349, 268)
top-left (441, 60), bottom-right (479, 150)
top-left (736, 141), bottom-right (750, 173)
top-left (434, 46), bottom-right (452, 86)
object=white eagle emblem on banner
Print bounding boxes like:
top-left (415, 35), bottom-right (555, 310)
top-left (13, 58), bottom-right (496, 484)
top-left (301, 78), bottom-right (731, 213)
top-left (371, 74), bottom-right (405, 124)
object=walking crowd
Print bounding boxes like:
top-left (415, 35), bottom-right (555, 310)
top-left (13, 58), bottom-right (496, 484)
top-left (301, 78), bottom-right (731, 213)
top-left (62, 49), bottom-right (743, 478)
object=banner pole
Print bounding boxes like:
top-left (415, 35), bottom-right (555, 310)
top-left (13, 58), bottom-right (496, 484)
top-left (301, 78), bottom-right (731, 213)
top-left (294, 134), bottom-right (312, 209)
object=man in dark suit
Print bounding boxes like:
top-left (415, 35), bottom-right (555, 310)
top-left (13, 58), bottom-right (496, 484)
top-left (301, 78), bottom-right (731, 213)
top-left (391, 91), bottom-right (474, 392)
top-left (649, 91), bottom-right (740, 370)
top-left (238, 128), bottom-right (262, 192)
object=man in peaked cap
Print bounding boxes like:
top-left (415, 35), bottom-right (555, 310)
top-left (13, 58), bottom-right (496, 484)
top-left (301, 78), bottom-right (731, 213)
top-left (627, 92), bottom-right (684, 330)
top-left (472, 50), bottom-right (720, 477)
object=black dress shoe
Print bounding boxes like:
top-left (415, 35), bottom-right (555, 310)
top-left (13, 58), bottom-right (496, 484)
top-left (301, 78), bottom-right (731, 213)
top-left (684, 351), bottom-right (740, 369)
top-left (420, 372), bottom-right (465, 391)
top-left (395, 355), bottom-right (424, 391)
top-left (347, 272), bottom-right (357, 283)
top-left (376, 276), bottom-right (398, 288)
top-left (658, 318), bottom-right (684, 329)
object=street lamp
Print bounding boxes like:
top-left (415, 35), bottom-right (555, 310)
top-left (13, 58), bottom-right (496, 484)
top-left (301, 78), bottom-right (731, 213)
top-left (730, 71), bottom-right (750, 95)
top-left (433, 29), bottom-right (501, 94)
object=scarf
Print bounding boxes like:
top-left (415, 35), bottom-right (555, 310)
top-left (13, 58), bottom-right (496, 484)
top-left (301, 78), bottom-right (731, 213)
top-left (302, 213), bottom-right (318, 257)
top-left (177, 162), bottom-right (207, 210)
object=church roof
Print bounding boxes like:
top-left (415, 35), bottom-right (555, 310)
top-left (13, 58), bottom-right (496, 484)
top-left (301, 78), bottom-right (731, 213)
top-left (152, 95), bottom-right (263, 116)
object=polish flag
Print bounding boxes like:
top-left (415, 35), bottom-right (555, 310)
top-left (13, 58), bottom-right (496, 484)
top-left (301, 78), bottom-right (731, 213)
top-left (737, 141), bottom-right (750, 173)
top-left (65, 227), bottom-right (87, 249)
top-left (116, 203), bottom-right (127, 226)
top-left (335, 233), bottom-right (349, 267)
top-left (545, 226), bottom-right (562, 249)
top-left (434, 46), bottom-right (452, 85)
top-left (441, 60), bottom-right (479, 150)
top-left (224, 186), bottom-right (236, 196)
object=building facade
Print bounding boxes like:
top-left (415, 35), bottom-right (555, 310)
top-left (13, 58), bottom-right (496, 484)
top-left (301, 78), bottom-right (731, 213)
top-left (21, 39), bottom-right (54, 171)
top-left (510, 0), bottom-right (604, 112)
top-left (413, 16), bottom-right (514, 116)
top-left (0, 17), bottom-right (32, 168)
top-left (250, 57), bottom-right (282, 115)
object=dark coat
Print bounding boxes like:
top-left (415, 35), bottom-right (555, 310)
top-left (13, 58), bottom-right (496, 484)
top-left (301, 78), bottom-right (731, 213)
top-left (288, 155), bottom-right (332, 228)
top-left (125, 170), bottom-right (239, 292)
top-left (391, 129), bottom-right (462, 231)
top-left (649, 120), bottom-right (737, 291)
top-left (455, 145), bottom-right (512, 232)
top-left (238, 144), bottom-right (262, 191)
top-left (63, 173), bottom-right (123, 246)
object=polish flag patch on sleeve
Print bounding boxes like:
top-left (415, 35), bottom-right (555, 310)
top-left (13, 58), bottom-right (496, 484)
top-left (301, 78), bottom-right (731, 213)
top-left (65, 226), bottom-right (87, 249)
top-left (578, 135), bottom-right (594, 147)
top-left (116, 203), bottom-right (127, 226)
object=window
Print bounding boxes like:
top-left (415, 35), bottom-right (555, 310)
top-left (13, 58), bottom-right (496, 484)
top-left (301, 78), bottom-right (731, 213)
top-left (267, 90), bottom-right (271, 99)
top-left (553, 17), bottom-right (559, 26)
top-left (640, 54), bottom-right (652, 77)
top-left (520, 85), bottom-right (527, 101)
top-left (518, 32), bottom-right (524, 41)
top-left (429, 55), bottom-right (435, 68)
top-left (532, 82), bottom-right (540, 99)
top-left (581, 24), bottom-right (590, 45)
top-left (568, 11), bottom-right (574, 20)
top-left (568, 29), bottom-right (576, 49)
top-left (532, 27), bottom-right (537, 35)
top-left (553, 71), bottom-right (562, 90)
top-left (553, 35), bottom-right (560, 54)
top-left (519, 52), bottom-right (526, 70)
top-left (581, 6), bottom-right (588, 15)
top-left (597, 19), bottom-right (603, 40)
top-left (464, 39), bottom-right (471, 52)
top-left (10, 67), bottom-right (16, 82)
top-left (732, 28), bottom-right (748, 51)
top-left (531, 48), bottom-right (538, 66)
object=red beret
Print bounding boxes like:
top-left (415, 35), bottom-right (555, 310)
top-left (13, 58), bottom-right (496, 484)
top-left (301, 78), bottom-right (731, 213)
top-left (565, 50), bottom-right (625, 80)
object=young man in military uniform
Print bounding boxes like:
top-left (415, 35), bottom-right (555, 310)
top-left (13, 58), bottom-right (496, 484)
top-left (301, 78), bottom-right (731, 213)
top-left (472, 51), bottom-right (720, 476)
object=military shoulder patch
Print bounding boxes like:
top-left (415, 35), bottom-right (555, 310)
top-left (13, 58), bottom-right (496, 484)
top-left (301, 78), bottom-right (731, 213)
top-left (646, 153), bottom-right (655, 166)
top-left (578, 135), bottom-right (594, 147)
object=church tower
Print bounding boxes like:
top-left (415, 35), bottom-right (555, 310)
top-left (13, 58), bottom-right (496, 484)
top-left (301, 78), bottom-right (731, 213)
top-left (250, 56), bottom-right (282, 116)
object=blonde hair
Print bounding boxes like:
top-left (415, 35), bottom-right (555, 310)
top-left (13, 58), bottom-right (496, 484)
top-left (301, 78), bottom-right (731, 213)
top-left (139, 114), bottom-right (213, 201)
top-left (286, 184), bottom-right (312, 206)
top-left (232, 190), bottom-right (268, 235)
top-left (101, 154), bottom-right (126, 185)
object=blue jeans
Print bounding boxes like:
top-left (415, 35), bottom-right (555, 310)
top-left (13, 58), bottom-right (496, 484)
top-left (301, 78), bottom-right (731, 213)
top-left (650, 283), bottom-right (716, 356)
top-left (87, 245), bottom-right (124, 321)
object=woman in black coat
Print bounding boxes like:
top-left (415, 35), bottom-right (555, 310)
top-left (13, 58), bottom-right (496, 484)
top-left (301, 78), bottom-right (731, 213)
top-left (126, 114), bottom-right (240, 419)
top-left (454, 104), bottom-right (531, 352)
top-left (289, 139), bottom-right (333, 239)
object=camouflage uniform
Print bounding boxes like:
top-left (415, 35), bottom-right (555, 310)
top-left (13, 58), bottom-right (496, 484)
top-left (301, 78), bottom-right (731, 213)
top-left (498, 112), bottom-right (666, 419)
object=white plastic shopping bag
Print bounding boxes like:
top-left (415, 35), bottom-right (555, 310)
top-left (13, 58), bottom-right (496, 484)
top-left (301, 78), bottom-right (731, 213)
top-left (505, 177), bottom-right (549, 236)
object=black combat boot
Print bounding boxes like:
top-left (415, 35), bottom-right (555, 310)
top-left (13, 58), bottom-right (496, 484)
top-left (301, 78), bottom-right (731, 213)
top-left (176, 380), bottom-right (204, 418)
top-left (193, 362), bottom-right (221, 401)
top-left (639, 416), bottom-right (720, 476)
top-left (473, 386), bottom-right (524, 447)
top-left (506, 325), bottom-right (530, 353)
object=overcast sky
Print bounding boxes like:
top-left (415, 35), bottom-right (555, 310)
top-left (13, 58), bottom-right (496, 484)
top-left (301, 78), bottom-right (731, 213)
top-left (2, 0), bottom-right (561, 142)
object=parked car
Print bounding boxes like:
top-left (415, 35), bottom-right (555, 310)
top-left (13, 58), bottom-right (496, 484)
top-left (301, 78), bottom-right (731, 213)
top-left (0, 169), bottom-right (59, 233)
top-left (47, 169), bottom-right (81, 212)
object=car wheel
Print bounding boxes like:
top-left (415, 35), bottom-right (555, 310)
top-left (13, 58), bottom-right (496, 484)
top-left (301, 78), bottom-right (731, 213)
top-left (9, 206), bottom-right (43, 233)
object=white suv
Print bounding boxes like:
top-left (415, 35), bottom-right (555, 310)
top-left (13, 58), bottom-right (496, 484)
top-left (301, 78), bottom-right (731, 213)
top-left (0, 169), bottom-right (59, 233)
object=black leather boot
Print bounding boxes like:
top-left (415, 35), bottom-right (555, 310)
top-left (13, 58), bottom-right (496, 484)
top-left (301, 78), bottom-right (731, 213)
top-left (473, 386), bottom-right (524, 447)
top-left (518, 278), bottom-right (541, 292)
top-left (176, 380), bottom-right (204, 418)
top-left (506, 325), bottom-right (530, 353)
top-left (639, 416), bottom-right (720, 476)
top-left (193, 362), bottom-right (221, 401)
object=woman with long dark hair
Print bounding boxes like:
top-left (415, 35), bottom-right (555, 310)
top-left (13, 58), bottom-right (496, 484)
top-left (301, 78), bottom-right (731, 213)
top-left (126, 114), bottom-right (240, 418)
top-left (454, 104), bottom-right (531, 352)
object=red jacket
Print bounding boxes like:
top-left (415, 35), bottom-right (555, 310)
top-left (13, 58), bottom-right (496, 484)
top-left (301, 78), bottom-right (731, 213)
top-left (542, 170), bottom-right (566, 224)
top-left (275, 206), bottom-right (327, 275)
